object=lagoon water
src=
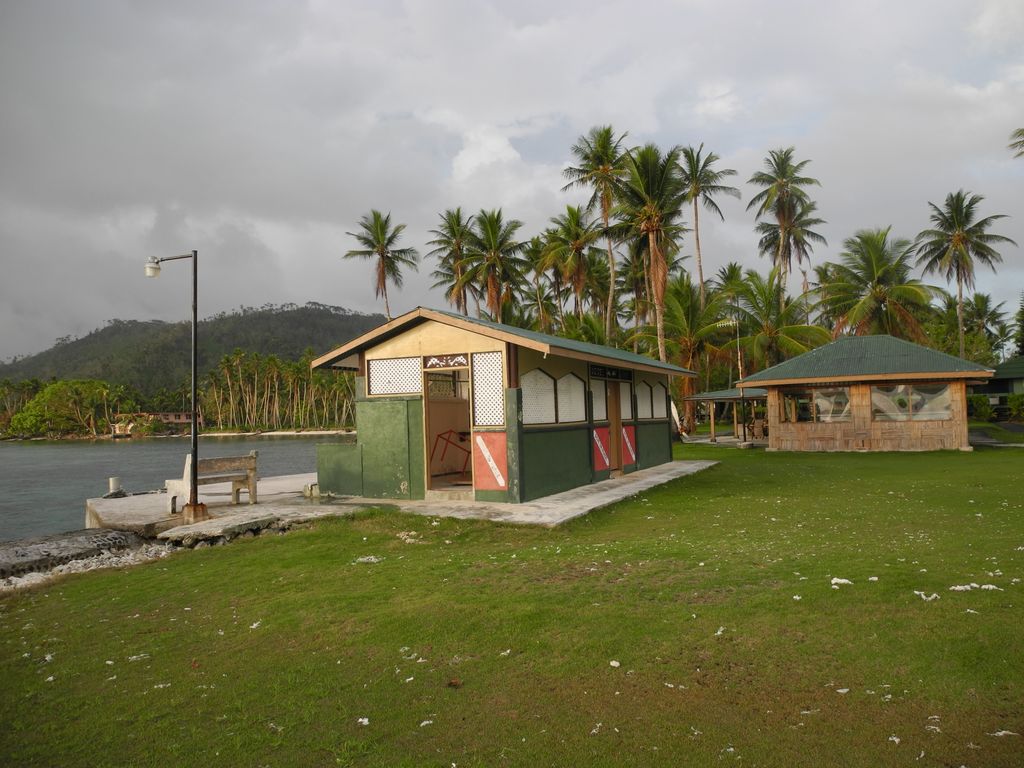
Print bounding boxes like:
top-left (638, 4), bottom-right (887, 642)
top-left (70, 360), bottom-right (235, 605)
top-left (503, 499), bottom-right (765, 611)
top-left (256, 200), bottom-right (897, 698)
top-left (0, 435), bottom-right (348, 542)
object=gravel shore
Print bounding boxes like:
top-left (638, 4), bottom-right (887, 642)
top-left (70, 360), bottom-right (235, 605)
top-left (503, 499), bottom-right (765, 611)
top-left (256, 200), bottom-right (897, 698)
top-left (0, 541), bottom-right (176, 593)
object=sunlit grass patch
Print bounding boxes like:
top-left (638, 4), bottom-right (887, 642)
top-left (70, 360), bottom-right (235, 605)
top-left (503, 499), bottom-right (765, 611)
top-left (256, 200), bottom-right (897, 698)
top-left (1, 446), bottom-right (1022, 767)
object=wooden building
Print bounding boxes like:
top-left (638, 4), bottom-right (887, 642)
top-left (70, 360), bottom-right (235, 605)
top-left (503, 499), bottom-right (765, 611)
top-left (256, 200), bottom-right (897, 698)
top-left (971, 355), bottom-right (1024, 417)
top-left (737, 335), bottom-right (994, 452)
top-left (311, 308), bottom-right (693, 502)
top-left (684, 387), bottom-right (768, 442)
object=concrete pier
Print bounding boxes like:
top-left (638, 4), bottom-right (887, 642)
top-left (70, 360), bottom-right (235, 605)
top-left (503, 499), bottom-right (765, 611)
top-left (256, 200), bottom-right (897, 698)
top-left (86, 473), bottom-right (319, 538)
top-left (85, 461), bottom-right (717, 544)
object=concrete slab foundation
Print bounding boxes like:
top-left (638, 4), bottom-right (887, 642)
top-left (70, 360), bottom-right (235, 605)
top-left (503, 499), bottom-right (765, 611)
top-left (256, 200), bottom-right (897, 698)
top-left (86, 461), bottom-right (717, 541)
top-left (345, 460), bottom-right (718, 526)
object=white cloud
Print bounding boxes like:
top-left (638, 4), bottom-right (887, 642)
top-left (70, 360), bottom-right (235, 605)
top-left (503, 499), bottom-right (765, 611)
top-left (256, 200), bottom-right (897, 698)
top-left (970, 0), bottom-right (1024, 52)
top-left (0, 0), bottom-right (1022, 359)
top-left (694, 82), bottom-right (741, 122)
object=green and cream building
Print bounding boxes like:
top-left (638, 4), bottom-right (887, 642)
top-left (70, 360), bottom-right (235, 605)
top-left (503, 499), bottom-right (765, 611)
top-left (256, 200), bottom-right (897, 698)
top-left (312, 308), bottom-right (693, 502)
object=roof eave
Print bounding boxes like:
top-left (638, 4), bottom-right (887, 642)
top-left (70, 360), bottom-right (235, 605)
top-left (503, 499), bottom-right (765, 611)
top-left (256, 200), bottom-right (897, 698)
top-left (310, 308), bottom-right (432, 370)
top-left (312, 306), bottom-right (691, 376)
top-left (738, 370), bottom-right (994, 388)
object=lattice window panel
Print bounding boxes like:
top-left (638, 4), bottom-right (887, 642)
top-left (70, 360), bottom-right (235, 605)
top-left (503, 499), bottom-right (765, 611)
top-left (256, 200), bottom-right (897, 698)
top-left (521, 368), bottom-right (555, 424)
top-left (636, 381), bottom-right (653, 419)
top-left (557, 374), bottom-right (586, 423)
top-left (367, 357), bottom-right (421, 395)
top-left (472, 351), bottom-right (505, 426)
top-left (619, 381), bottom-right (633, 420)
top-left (652, 382), bottom-right (668, 419)
top-left (591, 379), bottom-right (607, 421)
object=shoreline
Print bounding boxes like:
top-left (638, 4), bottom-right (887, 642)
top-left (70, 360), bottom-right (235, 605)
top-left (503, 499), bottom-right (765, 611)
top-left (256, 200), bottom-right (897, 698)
top-left (1, 428), bottom-right (355, 443)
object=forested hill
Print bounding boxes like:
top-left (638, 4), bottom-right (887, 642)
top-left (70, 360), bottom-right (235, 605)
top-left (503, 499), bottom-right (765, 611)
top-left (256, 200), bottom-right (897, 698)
top-left (0, 303), bottom-right (383, 396)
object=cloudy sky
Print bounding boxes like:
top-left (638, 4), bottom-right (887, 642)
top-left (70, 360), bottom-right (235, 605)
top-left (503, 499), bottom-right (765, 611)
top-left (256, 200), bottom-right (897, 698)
top-left (1, 0), bottom-right (1021, 360)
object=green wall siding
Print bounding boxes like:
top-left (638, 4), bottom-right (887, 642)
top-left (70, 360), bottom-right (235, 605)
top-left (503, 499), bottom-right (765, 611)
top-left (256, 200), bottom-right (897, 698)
top-left (520, 427), bottom-right (592, 501)
top-left (636, 421), bottom-right (672, 468)
top-left (321, 372), bottom-right (674, 504)
top-left (320, 396), bottom-right (425, 500)
top-left (317, 443), bottom-right (363, 496)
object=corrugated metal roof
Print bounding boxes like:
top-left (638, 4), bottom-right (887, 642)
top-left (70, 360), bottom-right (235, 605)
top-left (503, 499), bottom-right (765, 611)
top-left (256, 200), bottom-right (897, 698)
top-left (428, 309), bottom-right (693, 375)
top-left (993, 356), bottom-right (1024, 380)
top-left (739, 335), bottom-right (993, 385)
top-left (311, 307), bottom-right (694, 376)
top-left (683, 387), bottom-right (767, 401)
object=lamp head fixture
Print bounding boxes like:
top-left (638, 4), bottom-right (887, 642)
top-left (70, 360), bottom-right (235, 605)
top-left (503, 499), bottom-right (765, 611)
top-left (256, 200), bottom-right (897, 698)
top-left (144, 257), bottom-right (161, 278)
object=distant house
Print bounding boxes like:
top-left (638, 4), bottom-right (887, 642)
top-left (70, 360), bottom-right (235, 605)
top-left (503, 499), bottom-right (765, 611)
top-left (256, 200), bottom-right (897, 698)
top-left (970, 355), bottom-right (1024, 414)
top-left (112, 411), bottom-right (202, 436)
top-left (311, 308), bottom-right (693, 502)
top-left (737, 336), bottom-right (994, 452)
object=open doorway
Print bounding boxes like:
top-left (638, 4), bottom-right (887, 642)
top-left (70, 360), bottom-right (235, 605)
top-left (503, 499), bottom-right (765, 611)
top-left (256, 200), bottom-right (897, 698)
top-left (424, 368), bottom-right (473, 491)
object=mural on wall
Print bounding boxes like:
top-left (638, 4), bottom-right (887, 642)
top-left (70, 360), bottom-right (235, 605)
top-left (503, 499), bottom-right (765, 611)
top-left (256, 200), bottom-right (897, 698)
top-left (621, 425), bottom-right (636, 466)
top-left (473, 431), bottom-right (508, 490)
top-left (592, 427), bottom-right (611, 471)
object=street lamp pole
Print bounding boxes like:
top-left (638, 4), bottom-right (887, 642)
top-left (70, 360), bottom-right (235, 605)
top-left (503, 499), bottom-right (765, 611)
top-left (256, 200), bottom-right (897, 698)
top-left (145, 250), bottom-right (208, 523)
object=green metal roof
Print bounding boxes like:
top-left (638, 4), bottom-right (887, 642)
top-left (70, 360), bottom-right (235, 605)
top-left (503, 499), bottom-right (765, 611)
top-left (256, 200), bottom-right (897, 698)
top-left (312, 307), bottom-right (694, 376)
top-left (738, 335), bottom-right (993, 385)
top-left (684, 387), bottom-right (767, 401)
top-left (993, 356), bottom-right (1024, 380)
top-left (427, 308), bottom-right (694, 375)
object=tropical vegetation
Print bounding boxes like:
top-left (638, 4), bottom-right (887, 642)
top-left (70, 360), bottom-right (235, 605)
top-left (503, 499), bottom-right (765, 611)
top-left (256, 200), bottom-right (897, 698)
top-left (340, 127), bottom-right (1018, 425)
top-left (914, 190), bottom-right (1016, 357)
top-left (344, 210), bottom-right (420, 320)
top-left (5, 129), bottom-right (1020, 438)
top-left (0, 305), bottom-right (375, 438)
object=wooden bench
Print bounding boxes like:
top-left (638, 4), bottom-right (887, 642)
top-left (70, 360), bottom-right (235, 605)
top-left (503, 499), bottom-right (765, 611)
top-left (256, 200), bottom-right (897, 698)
top-left (166, 450), bottom-right (258, 514)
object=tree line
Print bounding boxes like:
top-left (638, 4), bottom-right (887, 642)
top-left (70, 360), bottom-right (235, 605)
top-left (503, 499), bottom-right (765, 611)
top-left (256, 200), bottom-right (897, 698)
top-left (345, 126), bottom-right (1023, 427)
top-left (1, 350), bottom-right (355, 438)
top-left (0, 303), bottom-right (381, 398)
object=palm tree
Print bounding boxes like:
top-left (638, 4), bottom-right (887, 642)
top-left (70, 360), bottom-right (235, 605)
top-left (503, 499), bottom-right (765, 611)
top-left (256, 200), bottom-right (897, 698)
top-left (755, 199), bottom-right (827, 294)
top-left (679, 144), bottom-right (740, 309)
top-left (615, 143), bottom-right (688, 362)
top-left (541, 206), bottom-right (603, 319)
top-left (428, 208), bottom-right (475, 315)
top-left (711, 261), bottom-right (748, 381)
top-left (746, 147), bottom-right (821, 299)
top-left (1010, 128), bottom-right (1024, 158)
top-left (1013, 292), bottom-right (1024, 357)
top-left (561, 312), bottom-right (607, 345)
top-left (810, 262), bottom-right (841, 330)
top-left (583, 248), bottom-right (612, 333)
top-left (522, 236), bottom-right (558, 333)
top-left (962, 292), bottom-right (1006, 344)
top-left (344, 210), bottom-right (419, 320)
top-left (661, 273), bottom-right (728, 432)
top-left (617, 239), bottom-right (650, 352)
top-left (914, 189), bottom-right (1017, 357)
top-left (562, 125), bottom-right (629, 341)
top-left (733, 268), bottom-right (831, 368)
top-left (463, 209), bottom-right (527, 324)
top-left (825, 227), bottom-right (934, 340)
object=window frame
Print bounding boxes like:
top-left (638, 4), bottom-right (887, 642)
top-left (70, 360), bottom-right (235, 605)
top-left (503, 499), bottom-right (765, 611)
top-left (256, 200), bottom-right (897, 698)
top-left (556, 372), bottom-right (587, 424)
top-left (779, 386), bottom-right (853, 424)
top-left (521, 367), bottom-right (557, 425)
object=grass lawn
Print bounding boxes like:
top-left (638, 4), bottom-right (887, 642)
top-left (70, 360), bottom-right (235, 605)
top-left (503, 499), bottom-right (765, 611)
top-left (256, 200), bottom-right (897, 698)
top-left (2, 446), bottom-right (1022, 767)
